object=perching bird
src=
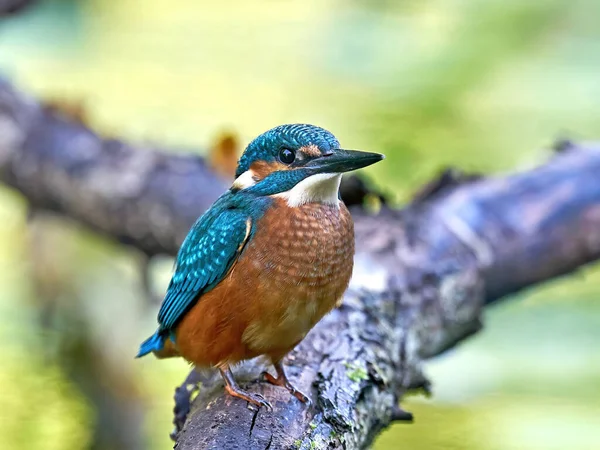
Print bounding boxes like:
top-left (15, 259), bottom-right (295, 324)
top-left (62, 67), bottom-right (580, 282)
top-left (137, 124), bottom-right (383, 408)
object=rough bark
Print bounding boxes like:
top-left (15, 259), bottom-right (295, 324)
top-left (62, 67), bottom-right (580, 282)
top-left (1, 78), bottom-right (599, 449)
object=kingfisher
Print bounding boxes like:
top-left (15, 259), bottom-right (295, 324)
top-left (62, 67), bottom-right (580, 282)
top-left (137, 124), bottom-right (383, 408)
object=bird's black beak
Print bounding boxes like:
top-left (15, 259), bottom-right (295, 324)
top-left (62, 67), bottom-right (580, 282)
top-left (306, 149), bottom-right (384, 174)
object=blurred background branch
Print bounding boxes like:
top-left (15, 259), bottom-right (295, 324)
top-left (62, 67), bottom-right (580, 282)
top-left (0, 0), bottom-right (37, 16)
top-left (0, 78), bottom-right (227, 256)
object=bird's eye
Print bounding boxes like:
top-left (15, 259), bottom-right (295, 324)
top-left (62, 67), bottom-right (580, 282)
top-left (278, 147), bottom-right (296, 164)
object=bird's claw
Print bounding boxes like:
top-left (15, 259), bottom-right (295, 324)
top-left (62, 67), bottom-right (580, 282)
top-left (246, 392), bottom-right (273, 411)
top-left (291, 389), bottom-right (311, 405)
top-left (261, 370), bottom-right (311, 404)
top-left (224, 381), bottom-right (272, 410)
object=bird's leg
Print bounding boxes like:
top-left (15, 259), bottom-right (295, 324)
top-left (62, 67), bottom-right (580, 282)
top-left (262, 361), bottom-right (311, 404)
top-left (220, 367), bottom-right (272, 410)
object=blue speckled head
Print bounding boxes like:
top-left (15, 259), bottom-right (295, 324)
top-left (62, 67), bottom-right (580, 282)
top-left (235, 124), bottom-right (340, 178)
top-left (232, 123), bottom-right (383, 198)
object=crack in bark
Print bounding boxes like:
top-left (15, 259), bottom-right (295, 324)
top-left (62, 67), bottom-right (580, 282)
top-left (264, 434), bottom-right (273, 450)
top-left (249, 408), bottom-right (259, 439)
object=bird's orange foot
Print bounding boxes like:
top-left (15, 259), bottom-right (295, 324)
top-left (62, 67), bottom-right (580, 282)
top-left (261, 370), bottom-right (310, 403)
top-left (261, 362), bottom-right (311, 404)
top-left (220, 366), bottom-right (272, 410)
top-left (224, 384), bottom-right (273, 410)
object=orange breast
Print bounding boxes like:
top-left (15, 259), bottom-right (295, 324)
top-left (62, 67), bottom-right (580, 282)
top-left (174, 198), bottom-right (354, 368)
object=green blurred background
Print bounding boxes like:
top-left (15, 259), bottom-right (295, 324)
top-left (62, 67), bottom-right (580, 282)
top-left (1, 0), bottom-right (599, 449)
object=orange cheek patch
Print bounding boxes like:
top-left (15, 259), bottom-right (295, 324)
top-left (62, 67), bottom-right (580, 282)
top-left (250, 160), bottom-right (291, 180)
top-left (299, 145), bottom-right (321, 157)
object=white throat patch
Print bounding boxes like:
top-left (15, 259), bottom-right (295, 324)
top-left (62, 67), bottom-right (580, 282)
top-left (275, 173), bottom-right (342, 207)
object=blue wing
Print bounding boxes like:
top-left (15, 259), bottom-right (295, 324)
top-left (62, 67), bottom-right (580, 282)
top-left (137, 199), bottom-right (251, 357)
top-left (158, 209), bottom-right (251, 330)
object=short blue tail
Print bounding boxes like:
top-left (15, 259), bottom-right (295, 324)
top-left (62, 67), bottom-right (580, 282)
top-left (136, 330), bottom-right (165, 358)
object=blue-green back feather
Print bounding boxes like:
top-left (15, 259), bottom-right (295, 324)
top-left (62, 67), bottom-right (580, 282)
top-left (158, 211), bottom-right (248, 330)
top-left (137, 192), bottom-right (270, 357)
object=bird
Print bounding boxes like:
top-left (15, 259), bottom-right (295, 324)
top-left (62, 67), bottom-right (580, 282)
top-left (137, 124), bottom-right (384, 408)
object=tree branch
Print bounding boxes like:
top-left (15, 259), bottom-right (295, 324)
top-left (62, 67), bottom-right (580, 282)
top-left (1, 78), bottom-right (599, 449)
top-left (0, 78), bottom-right (227, 256)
